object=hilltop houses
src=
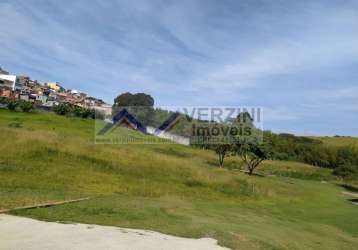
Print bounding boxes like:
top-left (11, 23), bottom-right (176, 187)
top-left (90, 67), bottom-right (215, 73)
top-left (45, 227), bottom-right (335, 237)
top-left (45, 82), bottom-right (65, 92)
top-left (0, 66), bottom-right (112, 115)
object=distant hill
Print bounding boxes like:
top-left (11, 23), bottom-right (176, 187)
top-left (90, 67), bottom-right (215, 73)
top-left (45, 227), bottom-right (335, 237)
top-left (314, 136), bottom-right (358, 148)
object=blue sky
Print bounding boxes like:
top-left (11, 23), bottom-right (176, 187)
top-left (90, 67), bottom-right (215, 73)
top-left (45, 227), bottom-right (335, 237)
top-left (1, 0), bottom-right (357, 136)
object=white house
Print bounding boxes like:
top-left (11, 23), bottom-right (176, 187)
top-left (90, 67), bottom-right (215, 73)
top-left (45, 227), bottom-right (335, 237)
top-left (0, 74), bottom-right (22, 91)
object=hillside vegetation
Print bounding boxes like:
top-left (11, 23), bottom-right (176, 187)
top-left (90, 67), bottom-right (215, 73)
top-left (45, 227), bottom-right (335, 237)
top-left (0, 109), bottom-right (357, 250)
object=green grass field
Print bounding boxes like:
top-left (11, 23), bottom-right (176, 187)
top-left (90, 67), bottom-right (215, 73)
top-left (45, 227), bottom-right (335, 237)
top-left (0, 109), bottom-right (357, 250)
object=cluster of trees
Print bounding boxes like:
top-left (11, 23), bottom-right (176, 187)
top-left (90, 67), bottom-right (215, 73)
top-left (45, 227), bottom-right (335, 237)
top-left (53, 103), bottom-right (96, 119)
top-left (0, 97), bottom-right (34, 112)
top-left (264, 132), bottom-right (358, 179)
top-left (204, 135), bottom-right (272, 175)
top-left (198, 115), bottom-right (271, 175)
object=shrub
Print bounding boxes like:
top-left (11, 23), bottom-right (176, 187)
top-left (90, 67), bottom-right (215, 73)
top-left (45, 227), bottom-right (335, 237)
top-left (333, 163), bottom-right (357, 179)
top-left (72, 106), bottom-right (95, 119)
top-left (53, 103), bottom-right (72, 115)
top-left (81, 108), bottom-right (95, 119)
top-left (0, 97), bottom-right (8, 104)
top-left (7, 99), bottom-right (19, 111)
top-left (73, 106), bottom-right (85, 117)
top-left (19, 101), bottom-right (34, 112)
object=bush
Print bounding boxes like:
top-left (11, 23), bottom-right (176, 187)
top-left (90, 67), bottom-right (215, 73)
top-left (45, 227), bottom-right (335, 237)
top-left (73, 106), bottom-right (95, 119)
top-left (19, 101), bottom-right (34, 112)
top-left (53, 103), bottom-right (72, 115)
top-left (7, 99), bottom-right (19, 111)
top-left (333, 163), bottom-right (357, 179)
top-left (264, 131), bottom-right (358, 177)
top-left (0, 97), bottom-right (8, 105)
top-left (73, 106), bottom-right (85, 117)
top-left (81, 108), bottom-right (95, 119)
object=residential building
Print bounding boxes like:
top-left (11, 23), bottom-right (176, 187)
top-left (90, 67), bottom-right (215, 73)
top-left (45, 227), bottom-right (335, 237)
top-left (45, 82), bottom-right (64, 92)
top-left (36, 94), bottom-right (48, 103)
top-left (0, 74), bottom-right (22, 91)
top-left (19, 94), bottom-right (29, 101)
top-left (17, 76), bottom-right (30, 87)
top-left (42, 100), bottom-right (58, 107)
top-left (0, 88), bottom-right (12, 98)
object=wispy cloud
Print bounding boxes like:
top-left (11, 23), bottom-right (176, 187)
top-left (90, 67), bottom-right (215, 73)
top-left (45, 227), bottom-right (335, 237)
top-left (0, 0), bottom-right (357, 135)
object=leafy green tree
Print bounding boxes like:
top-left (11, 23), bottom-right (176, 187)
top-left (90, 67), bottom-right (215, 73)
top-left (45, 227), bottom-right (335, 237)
top-left (113, 92), bottom-right (154, 107)
top-left (235, 139), bottom-right (271, 175)
top-left (215, 144), bottom-right (232, 168)
top-left (113, 92), bottom-right (155, 126)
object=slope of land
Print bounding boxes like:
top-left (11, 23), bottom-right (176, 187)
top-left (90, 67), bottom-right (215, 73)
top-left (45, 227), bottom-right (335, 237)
top-left (0, 109), bottom-right (357, 250)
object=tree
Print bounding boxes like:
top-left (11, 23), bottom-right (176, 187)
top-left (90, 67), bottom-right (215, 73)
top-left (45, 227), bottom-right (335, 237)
top-left (215, 144), bottom-right (232, 168)
top-left (199, 123), bottom-right (235, 168)
top-left (113, 92), bottom-right (155, 126)
top-left (113, 92), bottom-right (154, 107)
top-left (235, 139), bottom-right (271, 175)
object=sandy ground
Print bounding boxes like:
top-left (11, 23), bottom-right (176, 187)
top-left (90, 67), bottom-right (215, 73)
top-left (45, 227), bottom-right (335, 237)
top-left (0, 214), bottom-right (230, 250)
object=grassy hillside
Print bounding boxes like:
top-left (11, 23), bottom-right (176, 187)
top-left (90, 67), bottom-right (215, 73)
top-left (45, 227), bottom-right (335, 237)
top-left (315, 136), bottom-right (358, 148)
top-left (0, 109), bottom-right (357, 250)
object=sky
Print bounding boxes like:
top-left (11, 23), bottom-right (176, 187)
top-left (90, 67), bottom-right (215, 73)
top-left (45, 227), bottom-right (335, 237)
top-left (1, 0), bottom-right (358, 136)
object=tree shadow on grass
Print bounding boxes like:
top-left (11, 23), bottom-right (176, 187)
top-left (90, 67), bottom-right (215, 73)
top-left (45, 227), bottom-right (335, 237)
top-left (240, 170), bottom-right (265, 177)
top-left (349, 199), bottom-right (358, 205)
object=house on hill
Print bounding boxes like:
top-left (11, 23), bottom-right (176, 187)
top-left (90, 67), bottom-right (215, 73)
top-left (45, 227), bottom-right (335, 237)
top-left (45, 82), bottom-right (65, 92)
top-left (0, 75), bottom-right (23, 91)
